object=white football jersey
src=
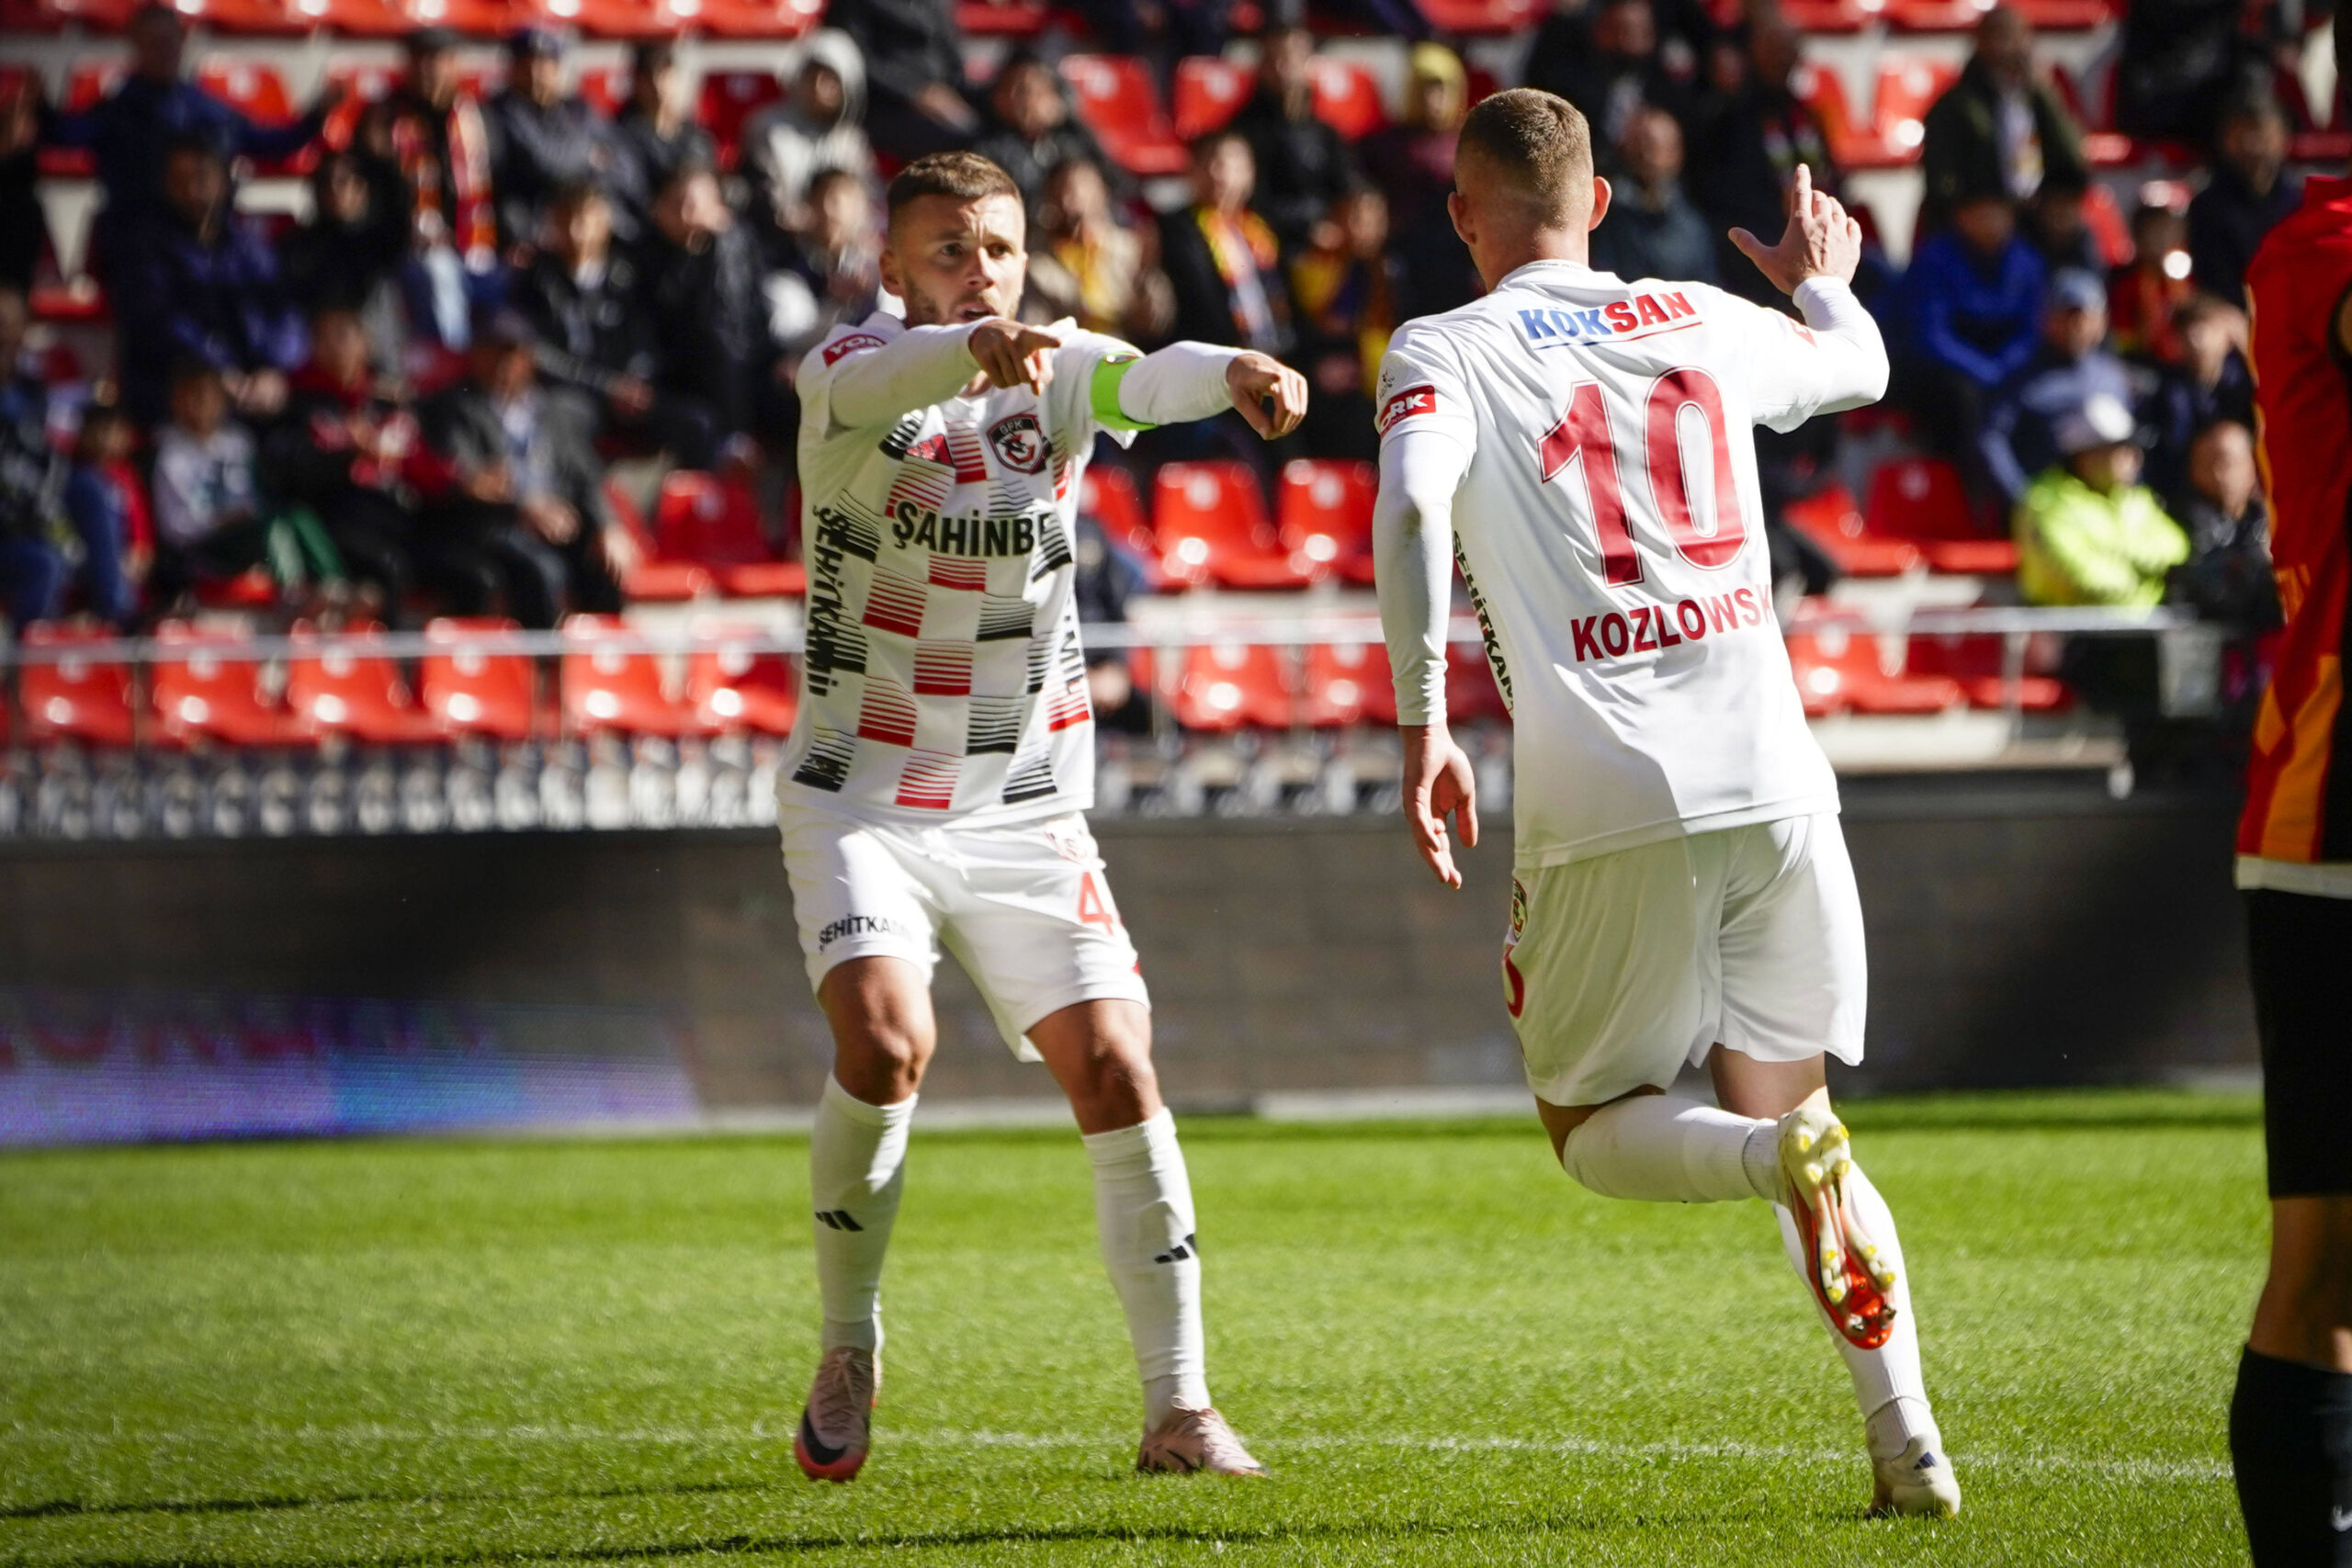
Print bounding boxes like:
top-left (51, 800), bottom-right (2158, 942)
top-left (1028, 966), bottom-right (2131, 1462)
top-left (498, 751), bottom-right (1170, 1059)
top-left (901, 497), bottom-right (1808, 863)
top-left (784, 312), bottom-right (1136, 826)
top-left (1376, 260), bottom-right (1875, 867)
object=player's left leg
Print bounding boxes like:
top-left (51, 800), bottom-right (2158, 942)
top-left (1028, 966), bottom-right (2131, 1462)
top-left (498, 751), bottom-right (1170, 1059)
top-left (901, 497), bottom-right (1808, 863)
top-left (943, 813), bottom-right (1262, 1478)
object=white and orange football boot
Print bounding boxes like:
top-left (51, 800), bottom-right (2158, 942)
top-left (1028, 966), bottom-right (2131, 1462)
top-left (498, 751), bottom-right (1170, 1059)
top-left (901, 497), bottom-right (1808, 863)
top-left (794, 1346), bottom-right (877, 1483)
top-left (1777, 1104), bottom-right (1900, 1349)
top-left (1136, 1407), bottom-right (1268, 1477)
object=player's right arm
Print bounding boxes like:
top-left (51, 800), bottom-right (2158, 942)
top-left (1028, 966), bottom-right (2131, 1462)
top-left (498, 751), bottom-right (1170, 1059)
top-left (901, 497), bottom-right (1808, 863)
top-left (804, 317), bottom-right (1064, 436)
top-left (1372, 330), bottom-right (1481, 888)
top-left (1727, 164), bottom-right (1891, 429)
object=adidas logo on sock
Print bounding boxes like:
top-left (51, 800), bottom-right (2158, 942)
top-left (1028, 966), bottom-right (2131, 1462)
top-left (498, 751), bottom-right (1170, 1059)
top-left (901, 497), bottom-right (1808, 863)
top-left (1153, 1232), bottom-right (1198, 1264)
top-left (815, 1210), bottom-right (864, 1232)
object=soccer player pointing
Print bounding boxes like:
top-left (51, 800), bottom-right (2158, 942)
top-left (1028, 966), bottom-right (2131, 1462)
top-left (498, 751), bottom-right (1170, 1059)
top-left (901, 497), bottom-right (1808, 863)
top-left (1372, 91), bottom-right (1961, 1517)
top-left (781, 152), bottom-right (1302, 1483)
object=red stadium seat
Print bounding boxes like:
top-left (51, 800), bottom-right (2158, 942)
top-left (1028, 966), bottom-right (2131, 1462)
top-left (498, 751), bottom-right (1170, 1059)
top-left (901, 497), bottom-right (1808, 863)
top-left (1058, 55), bottom-right (1187, 176)
top-left (420, 616), bottom-right (537, 741)
top-left (692, 0), bottom-right (823, 38)
top-left (19, 624), bottom-right (137, 748)
top-left (686, 635), bottom-right (799, 735)
top-left (577, 64), bottom-right (627, 117)
top-left (287, 622), bottom-right (442, 744)
top-left (1905, 633), bottom-right (2071, 711)
top-left (1301, 641), bottom-right (1396, 728)
top-left (1411, 0), bottom-right (1544, 31)
top-left (605, 479), bottom-right (712, 603)
top-left (1309, 59), bottom-right (1385, 141)
top-left (1837, 58), bottom-right (1959, 167)
top-left (1170, 643), bottom-right (1294, 730)
top-left (696, 71), bottom-right (784, 166)
top-left (1080, 464), bottom-right (1152, 556)
top-left (1172, 56), bottom-right (1250, 141)
top-left (150, 622), bottom-right (301, 747)
top-left (653, 471), bottom-right (805, 597)
top-left (1276, 459), bottom-right (1377, 586)
top-left (1863, 457), bottom-right (2018, 574)
top-left (1445, 643), bottom-right (1510, 725)
top-left (561, 614), bottom-right (703, 737)
top-left (1778, 0), bottom-right (1876, 31)
top-left (322, 62), bottom-right (404, 144)
top-left (1883, 0), bottom-right (1991, 28)
top-left (1153, 462), bottom-right (1321, 590)
top-left (195, 61), bottom-right (311, 166)
top-left (5, 0), bottom-right (136, 28)
top-left (1784, 483), bottom-right (1924, 576)
top-left (956, 0), bottom-right (1051, 32)
top-left (2009, 0), bottom-right (2116, 25)
top-left (1784, 629), bottom-right (1966, 715)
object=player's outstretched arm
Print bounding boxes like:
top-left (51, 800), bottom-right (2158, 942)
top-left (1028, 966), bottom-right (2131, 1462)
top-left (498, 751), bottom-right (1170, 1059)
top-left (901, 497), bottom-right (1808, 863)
top-left (824, 319), bottom-right (1064, 430)
top-left (1094, 344), bottom-right (1307, 437)
top-left (1374, 425), bottom-right (1479, 888)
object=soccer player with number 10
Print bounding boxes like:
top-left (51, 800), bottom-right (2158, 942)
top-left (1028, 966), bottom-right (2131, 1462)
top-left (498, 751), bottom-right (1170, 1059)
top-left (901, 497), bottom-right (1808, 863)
top-left (1371, 88), bottom-right (1962, 1517)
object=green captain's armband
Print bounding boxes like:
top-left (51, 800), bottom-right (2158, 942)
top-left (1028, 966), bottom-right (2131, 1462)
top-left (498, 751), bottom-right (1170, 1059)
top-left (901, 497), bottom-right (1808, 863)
top-left (1089, 355), bottom-right (1153, 433)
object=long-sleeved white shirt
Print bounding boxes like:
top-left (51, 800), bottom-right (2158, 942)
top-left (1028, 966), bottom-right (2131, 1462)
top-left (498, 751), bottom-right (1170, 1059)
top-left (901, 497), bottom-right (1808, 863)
top-left (1372, 263), bottom-right (1887, 867)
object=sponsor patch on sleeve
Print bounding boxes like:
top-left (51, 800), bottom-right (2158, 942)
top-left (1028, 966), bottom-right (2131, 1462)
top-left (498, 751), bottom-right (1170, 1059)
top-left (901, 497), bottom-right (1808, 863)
top-left (821, 333), bottom-right (888, 367)
top-left (1376, 383), bottom-right (1438, 435)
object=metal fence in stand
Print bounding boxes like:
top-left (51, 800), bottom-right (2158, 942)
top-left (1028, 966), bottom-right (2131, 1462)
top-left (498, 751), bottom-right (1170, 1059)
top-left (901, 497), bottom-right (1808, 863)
top-left (0, 604), bottom-right (2201, 841)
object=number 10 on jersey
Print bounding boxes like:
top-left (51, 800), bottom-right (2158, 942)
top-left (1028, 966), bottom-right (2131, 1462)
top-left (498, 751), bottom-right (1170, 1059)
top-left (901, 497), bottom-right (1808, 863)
top-left (1536, 367), bottom-right (1747, 587)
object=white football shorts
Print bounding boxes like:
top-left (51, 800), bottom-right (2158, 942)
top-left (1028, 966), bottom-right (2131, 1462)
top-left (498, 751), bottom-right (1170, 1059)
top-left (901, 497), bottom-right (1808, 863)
top-left (777, 800), bottom-right (1149, 1061)
top-left (1502, 812), bottom-right (1867, 1107)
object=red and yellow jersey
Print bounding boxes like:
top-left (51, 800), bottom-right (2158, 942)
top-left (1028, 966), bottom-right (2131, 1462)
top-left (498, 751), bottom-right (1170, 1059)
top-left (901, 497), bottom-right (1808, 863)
top-left (2242, 175), bottom-right (2352, 864)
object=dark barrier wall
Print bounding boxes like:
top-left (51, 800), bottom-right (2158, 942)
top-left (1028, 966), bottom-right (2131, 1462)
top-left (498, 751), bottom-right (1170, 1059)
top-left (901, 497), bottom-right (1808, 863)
top-left (0, 772), bottom-right (2256, 1137)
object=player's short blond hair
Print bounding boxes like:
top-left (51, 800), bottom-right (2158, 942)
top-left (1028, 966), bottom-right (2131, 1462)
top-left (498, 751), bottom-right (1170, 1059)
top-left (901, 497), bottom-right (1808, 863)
top-left (1455, 88), bottom-right (1593, 226)
top-left (887, 152), bottom-right (1021, 224)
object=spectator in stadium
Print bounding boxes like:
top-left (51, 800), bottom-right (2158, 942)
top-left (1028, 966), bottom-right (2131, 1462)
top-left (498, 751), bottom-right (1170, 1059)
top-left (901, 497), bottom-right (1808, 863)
top-left (1072, 508), bottom-right (1151, 731)
top-left (512, 182), bottom-right (672, 450)
top-left (2188, 91), bottom-right (2300, 311)
top-left (357, 27), bottom-right (497, 347)
top-left (609, 41), bottom-right (714, 239)
top-left (278, 152), bottom-right (413, 374)
top-left (415, 308), bottom-right (621, 627)
top-left (1919, 6), bottom-right (2088, 238)
top-left (1361, 43), bottom-right (1479, 318)
top-left (1023, 157), bottom-right (1174, 344)
top-left (1979, 269), bottom-right (2144, 507)
top-left (827, 0), bottom-right (978, 161)
top-left (971, 52), bottom-right (1114, 218)
top-left (2015, 391), bottom-right (2188, 608)
top-left (1690, 9), bottom-right (1839, 306)
top-left (767, 167), bottom-right (885, 368)
top-left (1884, 186), bottom-right (2047, 489)
top-left (1229, 26), bottom-right (1361, 254)
top-left (1158, 130), bottom-right (1295, 358)
top-left (485, 28), bottom-right (618, 260)
top-left (153, 358), bottom-right (344, 604)
top-left (744, 32), bottom-right (873, 254)
top-left (117, 138), bottom-right (307, 430)
top-left (2166, 416), bottom-right (2278, 645)
top-left (634, 161), bottom-right (777, 469)
top-left (2143, 291), bottom-right (2254, 504)
top-left (36, 4), bottom-right (340, 276)
top-left (262, 304), bottom-right (425, 619)
top-left (1289, 184), bottom-right (1398, 462)
top-left (2109, 198), bottom-right (2194, 365)
top-left (0, 76), bottom-right (44, 295)
top-left (0, 283), bottom-right (67, 627)
top-left (2113, 0), bottom-right (2292, 146)
top-left (2023, 175), bottom-right (2102, 276)
top-left (1524, 0), bottom-right (1690, 159)
top-left (60, 402), bottom-right (141, 627)
top-left (1589, 106), bottom-right (1716, 286)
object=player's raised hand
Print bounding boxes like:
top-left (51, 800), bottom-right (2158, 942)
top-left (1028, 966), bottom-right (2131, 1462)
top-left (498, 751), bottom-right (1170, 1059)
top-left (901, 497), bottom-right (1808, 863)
top-left (1402, 723), bottom-right (1479, 889)
top-left (1227, 352), bottom-right (1308, 440)
top-left (967, 319), bottom-right (1063, 393)
top-left (1728, 162), bottom-right (1863, 298)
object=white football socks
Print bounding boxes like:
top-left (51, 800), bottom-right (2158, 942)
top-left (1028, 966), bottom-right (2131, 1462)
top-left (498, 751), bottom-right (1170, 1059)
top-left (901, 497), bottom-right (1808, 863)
top-left (1557, 1094), bottom-right (1780, 1203)
top-left (808, 1075), bottom-right (915, 1355)
top-left (1082, 1109), bottom-right (1211, 1428)
top-left (1772, 1164), bottom-right (1939, 1458)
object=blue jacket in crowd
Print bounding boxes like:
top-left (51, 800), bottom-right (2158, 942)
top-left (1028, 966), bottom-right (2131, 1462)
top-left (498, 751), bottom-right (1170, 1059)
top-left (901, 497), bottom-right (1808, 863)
top-left (1889, 231), bottom-right (2048, 390)
top-left (116, 211), bottom-right (307, 426)
top-left (1979, 342), bottom-right (2145, 504)
top-left (43, 75), bottom-right (329, 234)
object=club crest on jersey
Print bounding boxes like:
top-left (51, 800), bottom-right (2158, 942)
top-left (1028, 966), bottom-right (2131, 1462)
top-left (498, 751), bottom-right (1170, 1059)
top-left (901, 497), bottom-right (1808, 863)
top-left (1377, 384), bottom-right (1437, 434)
top-left (988, 412), bottom-right (1047, 474)
top-left (1517, 291), bottom-right (1696, 349)
top-left (821, 332), bottom-right (887, 366)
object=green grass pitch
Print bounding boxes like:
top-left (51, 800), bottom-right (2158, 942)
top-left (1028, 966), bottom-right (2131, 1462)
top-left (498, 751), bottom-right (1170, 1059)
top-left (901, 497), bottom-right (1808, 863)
top-left (0, 1089), bottom-right (2263, 1565)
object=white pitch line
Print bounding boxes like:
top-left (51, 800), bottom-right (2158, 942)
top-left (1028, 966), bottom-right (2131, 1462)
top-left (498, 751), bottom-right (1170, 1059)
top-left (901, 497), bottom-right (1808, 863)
top-left (0, 1425), bottom-right (2232, 1483)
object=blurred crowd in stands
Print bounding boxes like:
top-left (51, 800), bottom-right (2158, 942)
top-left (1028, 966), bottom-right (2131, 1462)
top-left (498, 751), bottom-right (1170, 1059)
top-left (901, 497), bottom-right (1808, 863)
top-left (0, 0), bottom-right (2312, 703)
